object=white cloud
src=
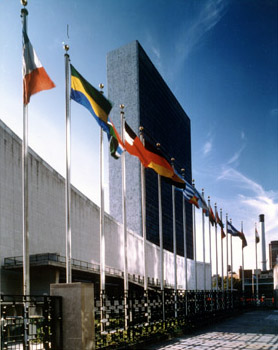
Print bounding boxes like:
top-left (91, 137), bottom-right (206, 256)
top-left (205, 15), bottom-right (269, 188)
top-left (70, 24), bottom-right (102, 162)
top-left (240, 194), bottom-right (278, 233)
top-left (227, 144), bottom-right (245, 166)
top-left (145, 32), bottom-right (163, 72)
top-left (175, 0), bottom-right (229, 63)
top-left (215, 167), bottom-right (278, 270)
top-left (217, 168), bottom-right (264, 195)
top-left (203, 141), bottom-right (212, 155)
top-left (152, 46), bottom-right (161, 60)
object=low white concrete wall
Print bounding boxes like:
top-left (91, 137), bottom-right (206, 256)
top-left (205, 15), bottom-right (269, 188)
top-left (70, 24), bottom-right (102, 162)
top-left (107, 219), bottom-right (211, 290)
top-left (0, 120), bottom-right (211, 293)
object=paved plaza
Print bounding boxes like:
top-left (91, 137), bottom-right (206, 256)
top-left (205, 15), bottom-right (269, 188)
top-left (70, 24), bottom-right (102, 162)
top-left (145, 309), bottom-right (278, 350)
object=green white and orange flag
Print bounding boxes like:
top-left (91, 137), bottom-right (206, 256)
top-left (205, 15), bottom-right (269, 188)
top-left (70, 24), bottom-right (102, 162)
top-left (23, 31), bottom-right (55, 104)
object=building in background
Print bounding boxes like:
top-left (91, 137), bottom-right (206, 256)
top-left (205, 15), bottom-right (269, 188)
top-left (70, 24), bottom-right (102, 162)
top-left (107, 40), bottom-right (193, 259)
top-left (241, 268), bottom-right (274, 298)
top-left (269, 240), bottom-right (278, 269)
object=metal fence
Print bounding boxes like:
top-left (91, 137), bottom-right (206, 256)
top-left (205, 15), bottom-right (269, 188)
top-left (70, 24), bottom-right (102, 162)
top-left (94, 289), bottom-right (241, 349)
top-left (0, 295), bottom-right (62, 350)
top-left (1, 289), bottom-right (273, 350)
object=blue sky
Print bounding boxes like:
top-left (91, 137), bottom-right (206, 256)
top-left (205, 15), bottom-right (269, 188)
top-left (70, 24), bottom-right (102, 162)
top-left (0, 0), bottom-right (277, 273)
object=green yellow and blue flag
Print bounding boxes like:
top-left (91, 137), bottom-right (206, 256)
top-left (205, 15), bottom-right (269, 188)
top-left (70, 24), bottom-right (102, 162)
top-left (70, 64), bottom-right (112, 136)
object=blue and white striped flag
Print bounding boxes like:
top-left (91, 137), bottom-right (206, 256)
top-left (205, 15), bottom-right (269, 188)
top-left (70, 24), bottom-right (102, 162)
top-left (177, 180), bottom-right (200, 208)
top-left (227, 221), bottom-right (240, 237)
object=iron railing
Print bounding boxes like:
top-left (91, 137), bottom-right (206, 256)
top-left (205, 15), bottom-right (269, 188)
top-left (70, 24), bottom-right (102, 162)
top-left (94, 289), bottom-right (241, 349)
top-left (0, 295), bottom-right (62, 350)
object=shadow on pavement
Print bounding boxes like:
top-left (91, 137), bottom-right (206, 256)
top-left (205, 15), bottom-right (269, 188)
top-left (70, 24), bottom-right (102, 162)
top-left (145, 309), bottom-right (278, 349)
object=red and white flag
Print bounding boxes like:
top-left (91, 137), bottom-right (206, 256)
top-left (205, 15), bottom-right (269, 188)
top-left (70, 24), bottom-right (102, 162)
top-left (255, 227), bottom-right (260, 244)
top-left (22, 31), bottom-right (55, 105)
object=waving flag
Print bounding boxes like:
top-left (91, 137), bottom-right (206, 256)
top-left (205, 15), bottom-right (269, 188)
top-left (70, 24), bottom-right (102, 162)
top-left (124, 122), bottom-right (185, 187)
top-left (159, 164), bottom-right (185, 189)
top-left (239, 232), bottom-right (247, 248)
top-left (108, 119), bottom-right (125, 159)
top-left (227, 221), bottom-right (241, 237)
top-left (216, 211), bottom-right (224, 228)
top-left (23, 31), bottom-right (55, 105)
top-left (195, 188), bottom-right (209, 214)
top-left (216, 211), bottom-right (225, 238)
top-left (208, 204), bottom-right (216, 226)
top-left (144, 139), bottom-right (184, 185)
top-left (177, 181), bottom-right (200, 208)
top-left (255, 227), bottom-right (260, 243)
top-left (70, 64), bottom-right (112, 136)
top-left (124, 122), bottom-right (150, 166)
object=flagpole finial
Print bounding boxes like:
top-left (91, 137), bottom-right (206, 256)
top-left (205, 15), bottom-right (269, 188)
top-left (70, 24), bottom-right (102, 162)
top-left (63, 43), bottom-right (70, 52)
top-left (120, 104), bottom-right (125, 116)
top-left (99, 84), bottom-right (104, 95)
top-left (156, 143), bottom-right (161, 148)
top-left (171, 158), bottom-right (175, 168)
top-left (139, 126), bottom-right (144, 132)
top-left (21, 0), bottom-right (28, 7)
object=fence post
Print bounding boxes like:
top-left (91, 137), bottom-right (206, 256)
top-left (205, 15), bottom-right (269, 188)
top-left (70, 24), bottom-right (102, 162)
top-left (50, 283), bottom-right (95, 350)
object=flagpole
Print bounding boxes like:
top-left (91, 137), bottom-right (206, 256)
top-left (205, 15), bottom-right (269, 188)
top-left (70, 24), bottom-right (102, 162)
top-left (220, 209), bottom-right (224, 291)
top-left (157, 144), bottom-right (165, 320)
top-left (139, 127), bottom-right (148, 321)
top-left (226, 214), bottom-right (229, 291)
top-left (230, 219), bottom-right (233, 292)
top-left (21, 4), bottom-right (30, 348)
top-left (214, 203), bottom-right (219, 291)
top-left (193, 180), bottom-right (197, 291)
top-left (208, 197), bottom-right (212, 290)
top-left (171, 158), bottom-right (178, 317)
top-left (200, 190), bottom-right (205, 290)
top-left (252, 270), bottom-right (254, 296)
top-left (181, 170), bottom-right (188, 317)
top-left (182, 169), bottom-right (187, 292)
top-left (120, 105), bottom-right (128, 329)
top-left (241, 221), bottom-right (245, 293)
top-left (63, 42), bottom-right (72, 285)
top-left (99, 84), bottom-right (106, 331)
top-left (21, 3), bottom-right (30, 297)
top-left (255, 223), bottom-right (259, 302)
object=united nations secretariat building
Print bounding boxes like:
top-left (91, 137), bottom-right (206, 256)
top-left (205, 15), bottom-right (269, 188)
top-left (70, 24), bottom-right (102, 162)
top-left (0, 41), bottom-right (210, 296)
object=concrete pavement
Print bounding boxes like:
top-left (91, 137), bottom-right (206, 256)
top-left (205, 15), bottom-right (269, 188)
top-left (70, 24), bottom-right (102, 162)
top-left (145, 309), bottom-right (278, 349)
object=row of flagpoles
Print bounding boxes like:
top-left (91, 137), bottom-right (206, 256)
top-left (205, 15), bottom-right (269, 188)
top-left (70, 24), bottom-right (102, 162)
top-left (20, 3), bottom-right (262, 323)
